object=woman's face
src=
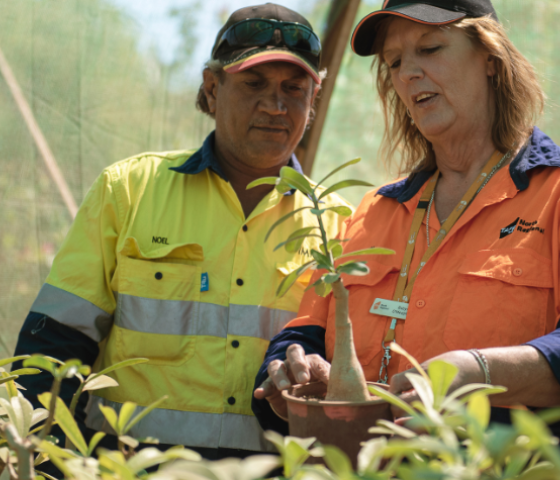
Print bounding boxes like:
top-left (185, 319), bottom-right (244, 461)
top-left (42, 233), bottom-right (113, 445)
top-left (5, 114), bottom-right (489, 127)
top-left (383, 18), bottom-right (496, 143)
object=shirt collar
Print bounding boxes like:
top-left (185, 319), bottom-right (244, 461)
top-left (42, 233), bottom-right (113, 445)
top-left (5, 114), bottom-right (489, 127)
top-left (377, 127), bottom-right (560, 203)
top-left (170, 131), bottom-right (304, 196)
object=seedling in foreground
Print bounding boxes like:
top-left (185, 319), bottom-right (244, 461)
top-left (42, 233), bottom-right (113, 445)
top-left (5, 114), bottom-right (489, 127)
top-left (247, 158), bottom-right (395, 402)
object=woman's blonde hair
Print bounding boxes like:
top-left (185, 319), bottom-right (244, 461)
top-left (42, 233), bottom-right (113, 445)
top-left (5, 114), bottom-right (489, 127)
top-left (373, 15), bottom-right (545, 174)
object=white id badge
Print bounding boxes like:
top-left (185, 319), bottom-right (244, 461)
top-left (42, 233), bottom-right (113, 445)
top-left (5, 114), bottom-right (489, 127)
top-left (370, 298), bottom-right (408, 320)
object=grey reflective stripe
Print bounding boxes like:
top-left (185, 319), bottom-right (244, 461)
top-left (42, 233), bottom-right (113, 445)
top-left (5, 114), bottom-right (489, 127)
top-left (31, 284), bottom-right (113, 342)
top-left (116, 294), bottom-right (228, 337)
top-left (228, 304), bottom-right (296, 339)
top-left (85, 395), bottom-right (275, 452)
top-left (116, 294), bottom-right (296, 341)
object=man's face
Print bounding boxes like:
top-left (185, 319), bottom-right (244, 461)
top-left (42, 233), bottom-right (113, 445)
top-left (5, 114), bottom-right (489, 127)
top-left (205, 62), bottom-right (316, 169)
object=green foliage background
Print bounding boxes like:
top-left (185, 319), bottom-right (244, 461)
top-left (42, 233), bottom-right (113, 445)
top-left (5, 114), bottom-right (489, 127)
top-left (1, 0), bottom-right (559, 357)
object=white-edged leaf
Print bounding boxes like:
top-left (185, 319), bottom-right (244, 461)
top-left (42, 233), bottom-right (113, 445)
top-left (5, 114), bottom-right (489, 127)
top-left (390, 343), bottom-right (431, 384)
top-left (406, 373), bottom-right (434, 408)
top-left (83, 374), bottom-right (119, 392)
top-left (98, 404), bottom-right (118, 432)
top-left (367, 385), bottom-right (416, 417)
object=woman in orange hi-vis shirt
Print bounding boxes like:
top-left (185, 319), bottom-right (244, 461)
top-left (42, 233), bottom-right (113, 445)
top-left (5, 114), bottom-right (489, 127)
top-left (253, 0), bottom-right (560, 434)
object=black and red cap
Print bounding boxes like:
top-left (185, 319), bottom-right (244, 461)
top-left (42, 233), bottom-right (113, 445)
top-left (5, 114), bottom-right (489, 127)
top-left (211, 3), bottom-right (322, 83)
top-left (351, 0), bottom-right (499, 57)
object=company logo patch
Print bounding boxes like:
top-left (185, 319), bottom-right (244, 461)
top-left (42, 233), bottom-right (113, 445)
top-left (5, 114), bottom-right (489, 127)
top-left (500, 218), bottom-right (544, 239)
top-left (372, 301), bottom-right (381, 311)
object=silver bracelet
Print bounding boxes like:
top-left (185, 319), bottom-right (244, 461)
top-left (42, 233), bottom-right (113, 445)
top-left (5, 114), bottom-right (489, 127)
top-left (468, 349), bottom-right (491, 385)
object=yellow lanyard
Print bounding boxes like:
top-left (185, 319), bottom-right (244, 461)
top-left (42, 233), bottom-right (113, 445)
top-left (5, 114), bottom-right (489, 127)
top-left (377, 150), bottom-right (505, 383)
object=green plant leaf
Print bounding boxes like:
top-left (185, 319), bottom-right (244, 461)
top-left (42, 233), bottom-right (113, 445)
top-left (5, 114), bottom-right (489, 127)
top-left (367, 385), bottom-right (417, 417)
top-left (326, 206), bottom-right (353, 217)
top-left (323, 273), bottom-right (340, 284)
top-left (310, 208), bottom-right (326, 215)
top-left (357, 437), bottom-right (387, 475)
top-left (10, 368), bottom-right (41, 376)
top-left (428, 360), bottom-right (459, 408)
top-left (37, 392), bottom-right (88, 456)
top-left (119, 435), bottom-right (139, 449)
top-left (368, 419), bottom-right (416, 439)
top-left (275, 178), bottom-right (294, 194)
top-left (34, 440), bottom-right (76, 479)
top-left (322, 445), bottom-right (352, 478)
top-left (0, 356), bottom-right (30, 369)
top-left (331, 244), bottom-right (343, 259)
top-left (23, 356), bottom-right (55, 375)
top-left (538, 408), bottom-right (560, 425)
top-left (0, 374), bottom-right (19, 385)
top-left (277, 261), bottom-right (316, 297)
top-left (88, 358), bottom-right (149, 381)
top-left (311, 249), bottom-right (331, 266)
top-left (124, 396), bottom-right (168, 433)
top-left (390, 343), bottom-right (431, 384)
top-left (440, 384), bottom-right (507, 410)
top-left (315, 157), bottom-right (361, 188)
top-left (246, 177), bottom-right (279, 189)
top-left (338, 247), bottom-right (395, 259)
top-left (314, 281), bottom-right (333, 297)
top-left (264, 206), bottom-right (313, 242)
top-left (274, 234), bottom-right (322, 253)
top-left (99, 404), bottom-right (119, 432)
top-left (83, 374), bottom-right (119, 392)
top-left (406, 373), bottom-right (434, 409)
top-left (87, 431), bottom-right (106, 456)
top-left (117, 402), bottom-right (137, 434)
top-left (336, 261), bottom-right (369, 276)
top-left (280, 166), bottom-right (313, 196)
top-left (319, 179), bottom-right (374, 200)
top-left (78, 365), bottom-right (91, 376)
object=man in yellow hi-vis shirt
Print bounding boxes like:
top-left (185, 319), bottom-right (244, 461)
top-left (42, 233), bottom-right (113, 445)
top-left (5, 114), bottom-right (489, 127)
top-left (13, 4), bottom-right (352, 459)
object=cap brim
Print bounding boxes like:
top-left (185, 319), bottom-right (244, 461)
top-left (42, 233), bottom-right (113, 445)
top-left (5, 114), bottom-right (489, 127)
top-left (352, 4), bottom-right (466, 57)
top-left (223, 49), bottom-right (321, 84)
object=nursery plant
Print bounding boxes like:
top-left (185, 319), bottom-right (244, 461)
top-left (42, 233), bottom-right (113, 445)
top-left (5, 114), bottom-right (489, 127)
top-left (247, 158), bottom-right (394, 402)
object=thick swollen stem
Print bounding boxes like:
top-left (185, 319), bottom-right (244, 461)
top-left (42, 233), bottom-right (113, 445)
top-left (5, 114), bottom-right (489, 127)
top-left (2, 423), bottom-right (35, 480)
top-left (325, 280), bottom-right (370, 402)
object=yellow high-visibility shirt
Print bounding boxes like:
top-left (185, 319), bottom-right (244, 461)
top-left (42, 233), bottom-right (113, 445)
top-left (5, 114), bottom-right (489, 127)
top-left (31, 133), bottom-right (353, 451)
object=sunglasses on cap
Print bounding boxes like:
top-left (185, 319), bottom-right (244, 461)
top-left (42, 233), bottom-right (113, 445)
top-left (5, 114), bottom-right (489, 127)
top-left (213, 18), bottom-right (322, 58)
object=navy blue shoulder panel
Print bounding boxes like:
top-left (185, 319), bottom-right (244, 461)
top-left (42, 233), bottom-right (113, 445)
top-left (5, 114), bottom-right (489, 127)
top-left (252, 325), bottom-right (326, 434)
top-left (509, 127), bottom-right (560, 191)
top-left (377, 170), bottom-right (434, 203)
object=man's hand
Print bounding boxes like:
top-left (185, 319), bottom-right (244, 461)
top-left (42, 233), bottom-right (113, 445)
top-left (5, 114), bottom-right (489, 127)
top-left (388, 350), bottom-right (484, 419)
top-left (253, 344), bottom-right (331, 419)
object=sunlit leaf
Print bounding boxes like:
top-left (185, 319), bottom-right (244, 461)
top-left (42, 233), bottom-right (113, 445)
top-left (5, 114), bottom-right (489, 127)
top-left (117, 402), bottom-right (137, 434)
top-left (77, 365), bottom-right (91, 376)
top-left (119, 435), bottom-right (139, 449)
top-left (315, 157), bottom-right (361, 188)
top-left (264, 206), bottom-right (313, 242)
top-left (314, 281), bottom-right (333, 297)
top-left (0, 375), bottom-right (19, 386)
top-left (83, 374), bottom-right (119, 392)
top-left (367, 385), bottom-right (417, 417)
top-left (369, 419), bottom-right (417, 439)
top-left (277, 261), bottom-right (316, 297)
top-left (406, 373), bottom-right (434, 409)
top-left (124, 396), bottom-right (168, 433)
top-left (428, 360), bottom-right (459, 408)
top-left (467, 392), bottom-right (490, 430)
top-left (357, 437), bottom-right (387, 475)
top-left (0, 356), bottom-right (30, 369)
top-left (440, 384), bottom-right (507, 410)
top-left (336, 260), bottom-right (369, 276)
top-left (322, 445), bottom-right (352, 478)
top-left (280, 166), bottom-right (313, 195)
top-left (338, 247), bottom-right (395, 259)
top-left (34, 440), bottom-right (76, 479)
top-left (390, 343), bottom-right (431, 384)
top-left (246, 177), bottom-right (278, 189)
top-left (37, 392), bottom-right (88, 456)
top-left (23, 356), bottom-right (55, 375)
top-left (9, 368), bottom-right (40, 376)
top-left (326, 206), bottom-right (353, 217)
top-left (99, 404), bottom-right (118, 432)
top-left (87, 431), bottom-right (106, 456)
top-left (31, 408), bottom-right (49, 427)
top-left (538, 408), bottom-right (560, 425)
top-left (319, 179), bottom-right (374, 200)
top-left (88, 358), bottom-right (149, 381)
top-left (311, 249), bottom-right (331, 266)
top-left (276, 178), bottom-right (293, 194)
top-left (331, 244), bottom-right (343, 259)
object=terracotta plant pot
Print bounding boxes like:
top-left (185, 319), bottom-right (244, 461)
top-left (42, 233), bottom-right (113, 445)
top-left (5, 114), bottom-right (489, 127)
top-left (282, 381), bottom-right (392, 466)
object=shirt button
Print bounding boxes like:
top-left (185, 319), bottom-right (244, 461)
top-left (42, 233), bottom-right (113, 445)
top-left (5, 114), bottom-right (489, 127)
top-left (242, 225), bottom-right (248, 232)
top-left (155, 272), bottom-right (163, 280)
top-left (231, 340), bottom-right (240, 348)
top-left (236, 278), bottom-right (244, 286)
top-left (228, 396), bottom-right (236, 405)
top-left (513, 268), bottom-right (523, 277)
top-left (416, 299), bottom-right (426, 308)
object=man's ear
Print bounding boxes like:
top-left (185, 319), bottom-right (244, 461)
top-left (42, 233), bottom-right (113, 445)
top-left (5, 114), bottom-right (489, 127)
top-left (203, 68), bottom-right (220, 114)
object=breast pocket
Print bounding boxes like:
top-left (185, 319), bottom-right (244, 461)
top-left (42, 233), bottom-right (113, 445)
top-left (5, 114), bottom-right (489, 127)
top-left (443, 248), bottom-right (552, 351)
top-left (114, 242), bottom-right (203, 367)
top-left (339, 260), bottom-right (399, 367)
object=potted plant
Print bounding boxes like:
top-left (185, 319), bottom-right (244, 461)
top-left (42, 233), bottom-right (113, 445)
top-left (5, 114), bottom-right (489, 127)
top-left (247, 159), bottom-right (395, 462)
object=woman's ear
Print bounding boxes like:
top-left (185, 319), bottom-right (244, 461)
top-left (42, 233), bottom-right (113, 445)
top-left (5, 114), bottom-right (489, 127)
top-left (202, 69), bottom-right (219, 114)
top-left (486, 54), bottom-right (497, 77)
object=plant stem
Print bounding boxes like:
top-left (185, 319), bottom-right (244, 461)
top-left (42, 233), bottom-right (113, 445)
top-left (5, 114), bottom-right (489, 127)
top-left (314, 208), bottom-right (335, 269)
top-left (2, 422), bottom-right (35, 480)
top-left (38, 379), bottom-right (61, 440)
top-left (325, 280), bottom-right (370, 402)
top-left (65, 383), bottom-right (85, 450)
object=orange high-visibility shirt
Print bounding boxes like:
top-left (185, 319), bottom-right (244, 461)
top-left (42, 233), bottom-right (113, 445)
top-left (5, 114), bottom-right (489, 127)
top-left (285, 127), bottom-right (560, 382)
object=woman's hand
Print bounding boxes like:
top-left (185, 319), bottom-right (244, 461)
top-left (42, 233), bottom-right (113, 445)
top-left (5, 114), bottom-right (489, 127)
top-left (253, 343), bottom-right (331, 419)
top-left (389, 350), bottom-right (484, 419)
